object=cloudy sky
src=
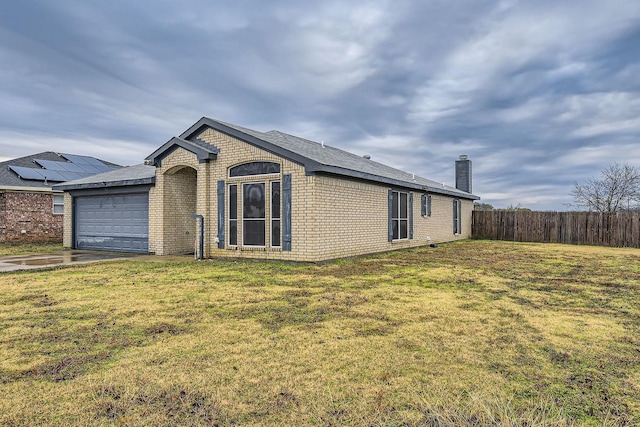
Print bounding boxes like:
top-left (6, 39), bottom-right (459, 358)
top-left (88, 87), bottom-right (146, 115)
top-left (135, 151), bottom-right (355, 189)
top-left (1, 1), bottom-right (639, 210)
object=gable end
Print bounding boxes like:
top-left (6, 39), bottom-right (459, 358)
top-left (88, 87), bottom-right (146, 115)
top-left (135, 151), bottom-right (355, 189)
top-left (179, 118), bottom-right (315, 171)
top-left (146, 137), bottom-right (219, 167)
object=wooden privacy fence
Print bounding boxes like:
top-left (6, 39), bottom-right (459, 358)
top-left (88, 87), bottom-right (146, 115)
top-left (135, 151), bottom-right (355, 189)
top-left (472, 211), bottom-right (640, 248)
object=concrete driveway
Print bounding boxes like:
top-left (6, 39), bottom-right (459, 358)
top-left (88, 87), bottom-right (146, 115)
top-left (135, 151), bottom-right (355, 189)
top-left (0, 250), bottom-right (138, 272)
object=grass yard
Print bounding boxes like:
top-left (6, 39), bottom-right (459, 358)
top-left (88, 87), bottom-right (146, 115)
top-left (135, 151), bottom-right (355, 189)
top-left (0, 241), bottom-right (63, 256)
top-left (1, 240), bottom-right (639, 426)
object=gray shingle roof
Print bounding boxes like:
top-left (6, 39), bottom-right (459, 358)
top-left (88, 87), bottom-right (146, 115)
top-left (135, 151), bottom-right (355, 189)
top-left (181, 118), bottom-right (479, 200)
top-left (53, 164), bottom-right (156, 191)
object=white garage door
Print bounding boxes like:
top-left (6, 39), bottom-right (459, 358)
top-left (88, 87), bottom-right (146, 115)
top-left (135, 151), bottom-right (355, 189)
top-left (74, 193), bottom-right (149, 253)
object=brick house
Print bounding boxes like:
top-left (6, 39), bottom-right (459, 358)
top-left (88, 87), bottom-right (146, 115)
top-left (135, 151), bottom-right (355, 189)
top-left (56, 117), bottom-right (479, 261)
top-left (0, 152), bottom-right (120, 243)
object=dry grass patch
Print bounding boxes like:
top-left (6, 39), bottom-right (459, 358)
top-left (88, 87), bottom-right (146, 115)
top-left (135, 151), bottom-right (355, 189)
top-left (0, 241), bottom-right (639, 425)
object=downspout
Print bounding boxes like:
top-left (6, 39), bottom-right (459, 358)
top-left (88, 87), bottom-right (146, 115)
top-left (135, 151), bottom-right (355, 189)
top-left (191, 214), bottom-right (204, 260)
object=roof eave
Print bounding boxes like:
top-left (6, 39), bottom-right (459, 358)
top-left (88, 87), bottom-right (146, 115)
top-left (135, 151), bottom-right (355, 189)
top-left (0, 185), bottom-right (58, 193)
top-left (53, 177), bottom-right (156, 191)
top-left (423, 186), bottom-right (481, 200)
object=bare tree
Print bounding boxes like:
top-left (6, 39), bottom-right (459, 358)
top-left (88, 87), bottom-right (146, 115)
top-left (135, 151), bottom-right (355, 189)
top-left (570, 163), bottom-right (640, 212)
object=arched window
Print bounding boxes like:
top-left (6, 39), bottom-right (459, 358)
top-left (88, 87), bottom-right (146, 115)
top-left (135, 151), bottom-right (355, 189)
top-left (229, 162), bottom-right (280, 177)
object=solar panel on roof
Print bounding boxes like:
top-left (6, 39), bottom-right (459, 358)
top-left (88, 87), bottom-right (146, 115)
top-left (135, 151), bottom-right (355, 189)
top-left (34, 159), bottom-right (72, 171)
top-left (14, 166), bottom-right (82, 182)
top-left (9, 166), bottom-right (47, 180)
top-left (59, 153), bottom-right (93, 164)
top-left (84, 157), bottom-right (108, 167)
top-left (39, 170), bottom-right (67, 182)
top-left (58, 162), bottom-right (86, 173)
top-left (75, 164), bottom-right (101, 173)
top-left (58, 153), bottom-right (119, 170)
top-left (58, 153), bottom-right (82, 164)
top-left (10, 155), bottom-right (119, 185)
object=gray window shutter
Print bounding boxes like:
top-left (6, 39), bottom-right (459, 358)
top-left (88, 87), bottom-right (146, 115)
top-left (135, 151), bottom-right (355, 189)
top-left (388, 189), bottom-right (393, 242)
top-left (282, 174), bottom-right (292, 251)
top-left (453, 199), bottom-right (458, 234)
top-left (409, 193), bottom-right (414, 239)
top-left (428, 195), bottom-right (432, 217)
top-left (421, 194), bottom-right (427, 217)
top-left (217, 180), bottom-right (225, 249)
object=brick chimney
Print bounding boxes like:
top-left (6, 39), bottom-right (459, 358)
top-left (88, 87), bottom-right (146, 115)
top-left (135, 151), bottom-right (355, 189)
top-left (455, 155), bottom-right (472, 193)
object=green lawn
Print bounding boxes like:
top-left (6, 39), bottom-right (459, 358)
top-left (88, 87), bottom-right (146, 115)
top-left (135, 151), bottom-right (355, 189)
top-left (1, 241), bottom-right (638, 426)
top-left (0, 241), bottom-right (63, 256)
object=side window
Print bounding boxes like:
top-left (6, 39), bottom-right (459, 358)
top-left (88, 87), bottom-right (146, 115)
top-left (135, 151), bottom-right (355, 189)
top-left (453, 199), bottom-right (462, 234)
top-left (391, 190), bottom-right (409, 240)
top-left (53, 194), bottom-right (64, 214)
top-left (421, 194), bottom-right (432, 217)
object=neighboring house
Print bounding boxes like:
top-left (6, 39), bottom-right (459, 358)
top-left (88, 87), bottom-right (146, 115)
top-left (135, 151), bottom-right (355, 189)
top-left (0, 152), bottom-right (120, 243)
top-left (55, 117), bottom-right (479, 261)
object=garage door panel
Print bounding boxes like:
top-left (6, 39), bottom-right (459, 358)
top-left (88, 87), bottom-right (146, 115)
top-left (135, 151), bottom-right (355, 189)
top-left (75, 193), bottom-right (148, 253)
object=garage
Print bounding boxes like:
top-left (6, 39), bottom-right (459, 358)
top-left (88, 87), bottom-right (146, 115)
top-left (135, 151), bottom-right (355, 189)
top-left (53, 163), bottom-right (156, 254)
top-left (74, 193), bottom-right (149, 253)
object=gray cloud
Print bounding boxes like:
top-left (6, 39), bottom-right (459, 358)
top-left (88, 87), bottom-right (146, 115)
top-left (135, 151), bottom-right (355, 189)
top-left (1, 0), bottom-right (640, 210)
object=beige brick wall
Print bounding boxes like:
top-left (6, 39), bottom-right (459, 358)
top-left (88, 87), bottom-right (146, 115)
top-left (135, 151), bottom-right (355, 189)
top-left (310, 175), bottom-right (388, 259)
top-left (145, 127), bottom-right (474, 261)
top-left (63, 192), bottom-right (73, 248)
top-left (419, 194), bottom-right (473, 244)
top-left (163, 166), bottom-right (197, 254)
top-left (148, 149), bottom-right (201, 255)
top-left (308, 176), bottom-right (473, 260)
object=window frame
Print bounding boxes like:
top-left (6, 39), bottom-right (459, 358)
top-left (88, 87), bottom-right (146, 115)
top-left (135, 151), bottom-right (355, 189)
top-left (53, 194), bottom-right (64, 215)
top-left (226, 162), bottom-right (284, 250)
top-left (391, 190), bottom-right (409, 241)
top-left (421, 194), bottom-right (432, 217)
top-left (453, 198), bottom-right (462, 235)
